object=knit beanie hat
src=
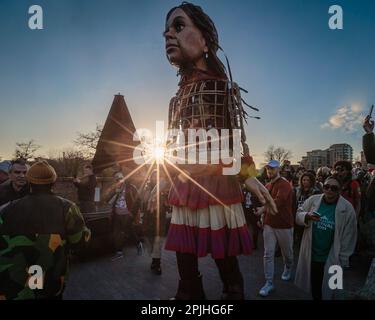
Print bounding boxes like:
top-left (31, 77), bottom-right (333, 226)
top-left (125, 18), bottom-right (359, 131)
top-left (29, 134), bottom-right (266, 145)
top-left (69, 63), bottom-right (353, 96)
top-left (26, 160), bottom-right (57, 184)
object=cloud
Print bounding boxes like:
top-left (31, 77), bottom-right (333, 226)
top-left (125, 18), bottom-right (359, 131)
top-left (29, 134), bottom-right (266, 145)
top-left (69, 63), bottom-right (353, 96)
top-left (320, 104), bottom-right (364, 132)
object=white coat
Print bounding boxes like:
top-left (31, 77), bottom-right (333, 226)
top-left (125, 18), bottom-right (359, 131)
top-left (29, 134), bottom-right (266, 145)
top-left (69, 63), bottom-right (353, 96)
top-left (294, 194), bottom-right (357, 299)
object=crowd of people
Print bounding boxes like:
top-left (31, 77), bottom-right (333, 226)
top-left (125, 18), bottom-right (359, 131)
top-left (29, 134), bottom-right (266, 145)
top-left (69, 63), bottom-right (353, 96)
top-left (243, 159), bottom-right (361, 299)
top-left (0, 160), bottom-right (91, 299)
top-left (1, 117), bottom-right (373, 300)
top-left (241, 118), bottom-right (375, 298)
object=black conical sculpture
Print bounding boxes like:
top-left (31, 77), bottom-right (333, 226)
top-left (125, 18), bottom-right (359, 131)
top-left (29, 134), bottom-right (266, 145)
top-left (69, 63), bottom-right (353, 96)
top-left (92, 94), bottom-right (137, 174)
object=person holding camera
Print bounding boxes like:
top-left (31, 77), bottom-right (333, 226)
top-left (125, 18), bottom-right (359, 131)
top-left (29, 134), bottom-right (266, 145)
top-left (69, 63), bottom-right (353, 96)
top-left (362, 113), bottom-right (375, 219)
top-left (73, 164), bottom-right (97, 213)
top-left (107, 171), bottom-right (141, 259)
top-left (363, 109), bottom-right (375, 164)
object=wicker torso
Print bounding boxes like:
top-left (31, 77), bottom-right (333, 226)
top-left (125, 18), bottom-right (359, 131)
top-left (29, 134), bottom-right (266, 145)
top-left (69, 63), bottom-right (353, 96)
top-left (169, 79), bottom-right (230, 132)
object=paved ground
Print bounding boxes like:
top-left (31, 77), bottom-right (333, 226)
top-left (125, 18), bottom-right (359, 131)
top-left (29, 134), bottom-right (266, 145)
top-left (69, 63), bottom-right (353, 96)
top-left (63, 235), bottom-right (371, 300)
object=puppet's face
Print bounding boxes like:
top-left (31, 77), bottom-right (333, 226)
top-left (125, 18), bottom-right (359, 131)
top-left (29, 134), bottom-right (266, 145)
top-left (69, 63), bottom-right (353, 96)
top-left (164, 8), bottom-right (208, 69)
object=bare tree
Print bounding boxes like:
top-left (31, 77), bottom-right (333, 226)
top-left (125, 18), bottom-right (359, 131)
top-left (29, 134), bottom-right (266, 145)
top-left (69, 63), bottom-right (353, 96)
top-left (47, 148), bottom-right (85, 177)
top-left (14, 139), bottom-right (41, 161)
top-left (264, 145), bottom-right (292, 163)
top-left (74, 124), bottom-right (102, 159)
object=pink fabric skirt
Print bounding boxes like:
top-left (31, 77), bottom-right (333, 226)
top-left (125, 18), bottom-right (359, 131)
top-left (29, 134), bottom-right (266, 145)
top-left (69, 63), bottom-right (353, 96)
top-left (168, 174), bottom-right (243, 210)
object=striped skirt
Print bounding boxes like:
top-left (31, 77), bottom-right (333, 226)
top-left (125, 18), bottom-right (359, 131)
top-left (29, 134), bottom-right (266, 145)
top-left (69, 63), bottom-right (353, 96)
top-left (165, 203), bottom-right (253, 259)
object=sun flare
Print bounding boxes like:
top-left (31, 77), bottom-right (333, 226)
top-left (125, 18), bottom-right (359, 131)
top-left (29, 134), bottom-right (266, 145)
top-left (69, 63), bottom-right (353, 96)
top-left (152, 146), bottom-right (165, 161)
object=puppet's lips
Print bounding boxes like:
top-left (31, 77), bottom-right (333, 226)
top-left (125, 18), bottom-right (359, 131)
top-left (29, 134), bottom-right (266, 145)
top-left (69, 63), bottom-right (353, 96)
top-left (166, 44), bottom-right (179, 51)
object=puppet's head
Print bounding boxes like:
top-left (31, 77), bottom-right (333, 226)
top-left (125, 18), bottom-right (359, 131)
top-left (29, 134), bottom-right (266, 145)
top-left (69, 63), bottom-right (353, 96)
top-left (164, 2), bottom-right (226, 77)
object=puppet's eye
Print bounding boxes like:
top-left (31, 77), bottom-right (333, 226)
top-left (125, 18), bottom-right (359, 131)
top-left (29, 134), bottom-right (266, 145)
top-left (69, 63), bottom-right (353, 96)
top-left (175, 22), bottom-right (185, 33)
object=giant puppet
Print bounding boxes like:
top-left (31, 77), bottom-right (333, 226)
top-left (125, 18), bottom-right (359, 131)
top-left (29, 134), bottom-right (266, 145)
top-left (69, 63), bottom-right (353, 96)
top-left (157, 2), bottom-right (277, 300)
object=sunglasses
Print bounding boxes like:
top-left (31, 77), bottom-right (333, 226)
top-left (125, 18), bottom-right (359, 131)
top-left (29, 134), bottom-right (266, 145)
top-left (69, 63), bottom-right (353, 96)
top-left (334, 167), bottom-right (347, 172)
top-left (323, 184), bottom-right (340, 192)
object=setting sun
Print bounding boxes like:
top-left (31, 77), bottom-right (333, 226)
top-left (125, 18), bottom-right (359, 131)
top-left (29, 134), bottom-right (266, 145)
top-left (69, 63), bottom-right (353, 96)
top-left (152, 146), bottom-right (165, 161)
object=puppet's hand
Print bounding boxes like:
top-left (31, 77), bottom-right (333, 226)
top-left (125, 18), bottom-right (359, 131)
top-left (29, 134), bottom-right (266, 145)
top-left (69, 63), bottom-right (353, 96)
top-left (239, 155), bottom-right (257, 180)
top-left (244, 177), bottom-right (278, 215)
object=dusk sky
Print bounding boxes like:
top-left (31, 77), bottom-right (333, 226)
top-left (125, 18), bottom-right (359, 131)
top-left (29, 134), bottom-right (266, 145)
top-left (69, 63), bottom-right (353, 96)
top-left (0, 0), bottom-right (374, 166)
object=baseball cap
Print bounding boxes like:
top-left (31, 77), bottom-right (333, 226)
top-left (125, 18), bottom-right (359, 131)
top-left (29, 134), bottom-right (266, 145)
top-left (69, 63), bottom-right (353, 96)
top-left (266, 160), bottom-right (280, 168)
